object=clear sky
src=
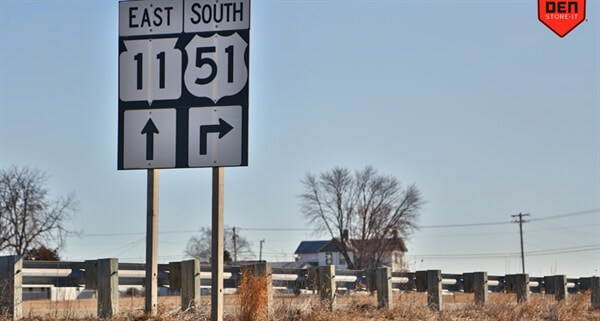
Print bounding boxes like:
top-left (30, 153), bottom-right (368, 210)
top-left (0, 0), bottom-right (598, 277)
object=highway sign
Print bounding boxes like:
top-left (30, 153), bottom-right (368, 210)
top-left (118, 0), bottom-right (250, 169)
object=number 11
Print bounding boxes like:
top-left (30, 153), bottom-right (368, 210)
top-left (133, 52), bottom-right (166, 90)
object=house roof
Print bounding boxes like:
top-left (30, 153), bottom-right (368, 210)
top-left (295, 238), bottom-right (408, 254)
top-left (294, 240), bottom-right (329, 254)
top-left (319, 239), bottom-right (345, 252)
top-left (351, 238), bottom-right (408, 252)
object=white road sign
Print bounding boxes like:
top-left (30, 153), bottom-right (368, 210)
top-left (119, 0), bottom-right (183, 36)
top-left (118, 0), bottom-right (250, 170)
top-left (184, 0), bottom-right (250, 33)
top-left (188, 106), bottom-right (242, 167)
top-left (123, 109), bottom-right (176, 169)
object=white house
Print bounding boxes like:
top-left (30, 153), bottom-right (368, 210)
top-left (294, 238), bottom-right (407, 271)
top-left (294, 240), bottom-right (354, 270)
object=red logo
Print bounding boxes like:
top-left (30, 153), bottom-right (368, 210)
top-left (538, 0), bottom-right (586, 37)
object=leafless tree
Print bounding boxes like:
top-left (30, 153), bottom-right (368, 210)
top-left (300, 166), bottom-right (423, 269)
top-left (0, 166), bottom-right (76, 256)
top-left (185, 226), bottom-right (253, 262)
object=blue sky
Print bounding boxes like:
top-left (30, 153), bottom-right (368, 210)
top-left (0, 0), bottom-right (598, 277)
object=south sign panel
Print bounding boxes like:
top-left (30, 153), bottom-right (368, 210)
top-left (118, 0), bottom-right (250, 169)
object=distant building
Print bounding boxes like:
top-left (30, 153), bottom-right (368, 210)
top-left (294, 237), bottom-right (407, 271)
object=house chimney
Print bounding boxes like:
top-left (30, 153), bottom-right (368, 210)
top-left (392, 229), bottom-right (398, 240)
top-left (342, 229), bottom-right (349, 242)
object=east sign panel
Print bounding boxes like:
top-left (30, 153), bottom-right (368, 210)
top-left (118, 0), bottom-right (250, 169)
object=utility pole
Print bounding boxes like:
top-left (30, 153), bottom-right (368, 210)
top-left (259, 239), bottom-right (265, 261)
top-left (512, 212), bottom-right (530, 274)
top-left (232, 227), bottom-right (238, 262)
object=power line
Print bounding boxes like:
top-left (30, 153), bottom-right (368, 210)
top-left (418, 208), bottom-right (600, 229)
top-left (76, 227), bottom-right (313, 237)
top-left (418, 221), bottom-right (513, 229)
top-left (526, 243), bottom-right (600, 255)
top-left (240, 227), bottom-right (312, 231)
top-left (414, 208), bottom-right (600, 229)
top-left (529, 247), bottom-right (600, 256)
top-left (528, 208), bottom-right (600, 222)
top-left (75, 229), bottom-right (202, 237)
top-left (71, 208), bottom-right (600, 237)
top-left (408, 243), bottom-right (600, 259)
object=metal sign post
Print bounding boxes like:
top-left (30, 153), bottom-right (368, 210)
top-left (211, 167), bottom-right (225, 321)
top-left (145, 169), bottom-right (159, 314)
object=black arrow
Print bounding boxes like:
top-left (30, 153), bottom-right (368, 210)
top-left (199, 118), bottom-right (233, 155)
top-left (141, 118), bottom-right (159, 161)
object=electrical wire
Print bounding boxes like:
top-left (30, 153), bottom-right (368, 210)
top-left (71, 208), bottom-right (600, 237)
top-left (528, 208), bottom-right (600, 222)
top-left (408, 243), bottom-right (600, 259)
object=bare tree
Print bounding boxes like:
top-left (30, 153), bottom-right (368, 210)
top-left (185, 226), bottom-right (253, 262)
top-left (0, 166), bottom-right (76, 256)
top-left (300, 166), bottom-right (423, 269)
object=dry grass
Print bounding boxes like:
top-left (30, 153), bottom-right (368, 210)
top-left (3, 292), bottom-right (599, 321)
top-left (269, 292), bottom-right (599, 321)
top-left (238, 271), bottom-right (268, 321)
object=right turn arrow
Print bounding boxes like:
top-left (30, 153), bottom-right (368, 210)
top-left (199, 118), bottom-right (233, 155)
top-left (141, 118), bottom-right (159, 161)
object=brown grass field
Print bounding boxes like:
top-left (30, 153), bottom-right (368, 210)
top-left (5, 292), bottom-right (598, 321)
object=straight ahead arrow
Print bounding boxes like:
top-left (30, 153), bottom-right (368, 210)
top-left (141, 118), bottom-right (159, 161)
top-left (199, 118), bottom-right (233, 155)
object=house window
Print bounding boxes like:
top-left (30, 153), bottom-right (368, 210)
top-left (339, 253), bottom-right (346, 266)
top-left (325, 252), bottom-right (332, 265)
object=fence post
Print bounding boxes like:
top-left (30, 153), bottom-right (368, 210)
top-left (181, 259), bottom-right (201, 311)
top-left (514, 274), bottom-right (529, 303)
top-left (168, 261), bottom-right (182, 290)
top-left (462, 272), bottom-right (474, 293)
top-left (577, 277), bottom-right (591, 292)
top-left (318, 265), bottom-right (336, 310)
top-left (97, 258), bottom-right (119, 318)
top-left (553, 275), bottom-right (567, 301)
top-left (591, 276), bottom-right (600, 310)
top-left (473, 272), bottom-right (488, 306)
top-left (427, 270), bottom-right (442, 311)
top-left (405, 272), bottom-right (416, 291)
top-left (84, 260), bottom-right (98, 290)
top-left (543, 276), bottom-right (554, 295)
top-left (375, 267), bottom-right (393, 309)
top-left (415, 270), bottom-right (427, 292)
top-left (366, 269), bottom-right (376, 293)
top-left (0, 256), bottom-right (22, 320)
top-left (294, 268), bottom-right (305, 295)
top-left (307, 266), bottom-right (318, 293)
top-left (242, 262), bottom-right (273, 314)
